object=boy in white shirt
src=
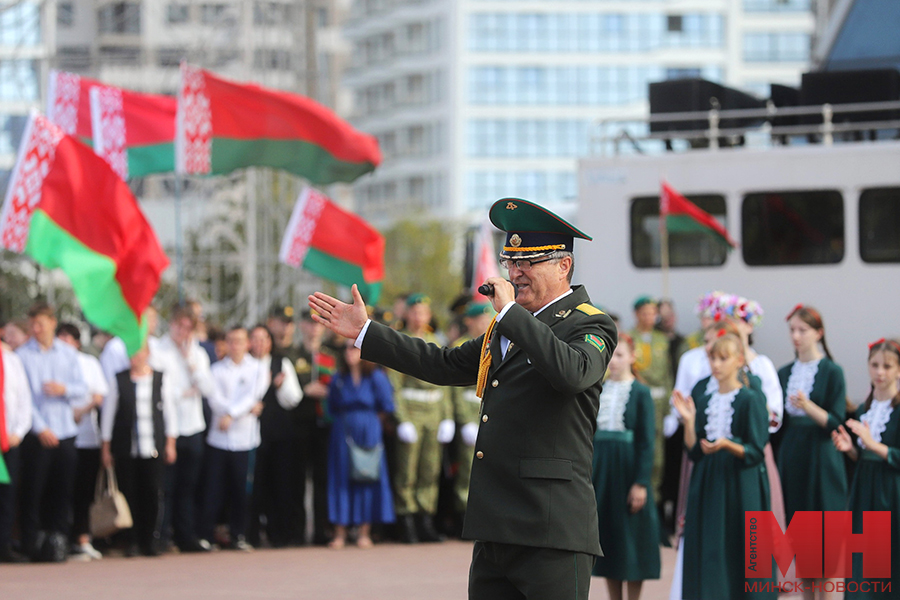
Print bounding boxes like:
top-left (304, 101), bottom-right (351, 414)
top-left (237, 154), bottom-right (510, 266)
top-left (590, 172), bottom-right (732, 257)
top-left (56, 323), bottom-right (109, 561)
top-left (200, 326), bottom-right (268, 551)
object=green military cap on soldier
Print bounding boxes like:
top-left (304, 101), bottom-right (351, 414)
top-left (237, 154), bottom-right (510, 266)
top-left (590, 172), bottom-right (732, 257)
top-left (406, 293), bottom-right (431, 307)
top-left (464, 302), bottom-right (494, 318)
top-left (633, 295), bottom-right (658, 311)
top-left (489, 197), bottom-right (592, 261)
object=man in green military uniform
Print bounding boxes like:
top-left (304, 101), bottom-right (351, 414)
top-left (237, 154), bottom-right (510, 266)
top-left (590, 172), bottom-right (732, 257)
top-left (450, 302), bottom-right (494, 519)
top-left (309, 198), bottom-right (617, 600)
top-left (628, 296), bottom-right (673, 506)
top-left (390, 293), bottom-right (455, 543)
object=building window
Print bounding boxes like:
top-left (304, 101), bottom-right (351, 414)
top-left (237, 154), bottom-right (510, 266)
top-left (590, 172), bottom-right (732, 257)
top-left (58, 2), bottom-right (75, 26)
top-left (667, 15), bottom-right (683, 32)
top-left (744, 0), bottom-right (811, 12)
top-left (468, 13), bottom-right (723, 53)
top-left (253, 48), bottom-right (292, 70)
top-left (631, 195), bottom-right (728, 268)
top-left (859, 188), bottom-right (900, 263)
top-left (167, 4), bottom-right (189, 23)
top-left (201, 3), bottom-right (231, 25)
top-left (744, 33), bottom-right (810, 62)
top-left (98, 2), bottom-right (141, 34)
top-left (666, 68), bottom-right (702, 80)
top-left (1, 2), bottom-right (41, 46)
top-left (253, 2), bottom-right (291, 25)
top-left (157, 47), bottom-right (186, 67)
top-left (742, 190), bottom-right (844, 266)
top-left (467, 171), bottom-right (576, 210)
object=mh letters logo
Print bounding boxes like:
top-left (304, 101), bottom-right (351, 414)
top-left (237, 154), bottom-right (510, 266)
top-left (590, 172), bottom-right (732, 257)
top-left (746, 511), bottom-right (891, 579)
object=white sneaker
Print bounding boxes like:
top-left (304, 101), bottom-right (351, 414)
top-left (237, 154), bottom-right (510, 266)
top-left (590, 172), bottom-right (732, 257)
top-left (79, 543), bottom-right (103, 560)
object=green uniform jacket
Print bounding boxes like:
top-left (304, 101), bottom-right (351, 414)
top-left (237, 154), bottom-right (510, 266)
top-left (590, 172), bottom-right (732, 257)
top-left (360, 285), bottom-right (617, 556)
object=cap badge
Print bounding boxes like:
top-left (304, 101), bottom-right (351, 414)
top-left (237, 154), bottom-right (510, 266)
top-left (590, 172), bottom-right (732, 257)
top-left (506, 202), bottom-right (518, 210)
top-left (510, 234), bottom-right (522, 247)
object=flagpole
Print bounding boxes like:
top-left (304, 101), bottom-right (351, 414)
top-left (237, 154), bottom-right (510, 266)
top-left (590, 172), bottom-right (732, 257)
top-left (175, 173), bottom-right (185, 303)
top-left (660, 217), bottom-right (670, 300)
top-left (659, 180), bottom-right (670, 300)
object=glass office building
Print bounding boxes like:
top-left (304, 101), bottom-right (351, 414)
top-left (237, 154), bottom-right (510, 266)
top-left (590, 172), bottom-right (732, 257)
top-left (345, 0), bottom-right (816, 225)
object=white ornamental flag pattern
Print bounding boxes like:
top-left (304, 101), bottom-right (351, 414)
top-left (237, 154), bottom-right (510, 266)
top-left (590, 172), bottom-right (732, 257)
top-left (90, 86), bottom-right (128, 180)
top-left (176, 64), bottom-right (212, 174)
top-left (47, 70), bottom-right (82, 136)
top-left (279, 187), bottom-right (328, 268)
top-left (0, 115), bottom-right (65, 253)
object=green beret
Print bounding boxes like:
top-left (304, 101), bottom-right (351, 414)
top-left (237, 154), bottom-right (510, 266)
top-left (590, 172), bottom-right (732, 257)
top-left (489, 198), bottom-right (592, 259)
top-left (633, 296), bottom-right (658, 310)
top-left (464, 303), bottom-right (494, 318)
top-left (406, 293), bottom-right (431, 307)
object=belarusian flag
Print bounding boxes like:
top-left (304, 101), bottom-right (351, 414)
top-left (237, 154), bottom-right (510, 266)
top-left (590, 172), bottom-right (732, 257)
top-left (0, 353), bottom-right (8, 484)
top-left (0, 113), bottom-right (169, 355)
top-left (660, 181), bottom-right (738, 248)
top-left (279, 187), bottom-right (384, 303)
top-left (46, 70), bottom-right (102, 143)
top-left (90, 85), bottom-right (176, 180)
top-left (176, 64), bottom-right (381, 183)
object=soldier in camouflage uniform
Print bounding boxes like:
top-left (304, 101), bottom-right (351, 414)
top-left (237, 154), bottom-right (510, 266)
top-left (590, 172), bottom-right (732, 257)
top-left (628, 296), bottom-right (673, 503)
top-left (450, 303), bottom-right (494, 517)
top-left (390, 294), bottom-right (456, 543)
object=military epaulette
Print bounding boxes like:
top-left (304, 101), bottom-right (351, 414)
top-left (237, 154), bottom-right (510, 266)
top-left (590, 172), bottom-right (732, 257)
top-left (575, 303), bottom-right (604, 316)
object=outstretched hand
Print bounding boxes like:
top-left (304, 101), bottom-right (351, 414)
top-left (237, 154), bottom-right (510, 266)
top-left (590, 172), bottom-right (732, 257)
top-left (308, 284), bottom-right (369, 341)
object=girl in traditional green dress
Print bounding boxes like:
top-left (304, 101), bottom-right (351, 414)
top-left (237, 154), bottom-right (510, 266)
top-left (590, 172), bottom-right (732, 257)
top-left (673, 331), bottom-right (774, 600)
top-left (831, 338), bottom-right (900, 599)
top-left (778, 305), bottom-right (847, 600)
top-left (592, 334), bottom-right (660, 600)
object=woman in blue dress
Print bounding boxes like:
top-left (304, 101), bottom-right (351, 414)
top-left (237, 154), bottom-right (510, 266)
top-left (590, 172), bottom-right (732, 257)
top-left (326, 341), bottom-right (395, 548)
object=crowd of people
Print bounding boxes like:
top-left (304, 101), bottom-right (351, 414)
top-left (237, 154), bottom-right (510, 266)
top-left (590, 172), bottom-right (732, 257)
top-left (1, 288), bottom-right (898, 600)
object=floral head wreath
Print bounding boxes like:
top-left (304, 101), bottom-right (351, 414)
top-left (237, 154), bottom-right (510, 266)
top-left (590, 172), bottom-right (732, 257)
top-left (695, 291), bottom-right (725, 317)
top-left (711, 293), bottom-right (764, 327)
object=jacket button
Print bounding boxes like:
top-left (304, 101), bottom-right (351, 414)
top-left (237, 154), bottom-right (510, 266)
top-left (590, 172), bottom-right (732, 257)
top-left (491, 379), bottom-right (498, 388)
top-left (476, 451), bottom-right (484, 459)
top-left (151, 450), bottom-right (159, 459)
top-left (482, 414), bottom-right (488, 423)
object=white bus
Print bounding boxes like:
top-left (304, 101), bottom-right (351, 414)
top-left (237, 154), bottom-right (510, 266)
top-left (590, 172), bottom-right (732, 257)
top-left (577, 104), bottom-right (900, 399)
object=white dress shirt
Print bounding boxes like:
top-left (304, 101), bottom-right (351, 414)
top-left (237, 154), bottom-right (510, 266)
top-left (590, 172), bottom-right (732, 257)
top-left (16, 338), bottom-right (87, 438)
top-left (99, 337), bottom-right (130, 385)
top-left (100, 370), bottom-right (179, 456)
top-left (207, 355), bottom-right (269, 452)
top-left (2, 347), bottom-right (32, 442)
top-left (151, 334), bottom-right (215, 437)
top-left (257, 355), bottom-right (303, 410)
top-left (74, 352), bottom-right (110, 449)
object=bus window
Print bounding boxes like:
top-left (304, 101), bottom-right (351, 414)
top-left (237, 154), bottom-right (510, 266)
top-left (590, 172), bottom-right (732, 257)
top-left (741, 190), bottom-right (844, 266)
top-left (630, 195), bottom-right (728, 268)
top-left (860, 188), bottom-right (900, 263)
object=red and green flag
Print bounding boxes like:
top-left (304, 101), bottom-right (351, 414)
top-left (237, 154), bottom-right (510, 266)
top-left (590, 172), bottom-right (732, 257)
top-left (0, 354), bottom-right (9, 484)
top-left (0, 114), bottom-right (169, 355)
top-left (176, 64), bottom-right (381, 183)
top-left (660, 181), bottom-right (738, 248)
top-left (46, 69), bottom-right (102, 144)
top-left (279, 187), bottom-right (384, 303)
top-left (90, 85), bottom-right (176, 180)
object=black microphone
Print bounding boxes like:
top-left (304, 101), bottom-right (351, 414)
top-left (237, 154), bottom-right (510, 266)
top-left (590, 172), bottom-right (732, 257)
top-left (478, 280), bottom-right (518, 298)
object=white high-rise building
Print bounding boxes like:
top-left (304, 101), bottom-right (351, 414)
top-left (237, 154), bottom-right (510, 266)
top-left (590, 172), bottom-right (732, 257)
top-left (344, 0), bottom-right (817, 227)
top-left (0, 0), bottom-right (56, 174)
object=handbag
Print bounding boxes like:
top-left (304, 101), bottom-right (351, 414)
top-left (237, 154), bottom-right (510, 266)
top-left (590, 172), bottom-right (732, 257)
top-left (346, 436), bottom-right (383, 483)
top-left (89, 466), bottom-right (133, 538)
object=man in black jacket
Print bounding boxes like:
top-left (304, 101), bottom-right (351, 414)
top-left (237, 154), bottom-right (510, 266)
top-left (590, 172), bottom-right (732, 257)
top-left (309, 198), bottom-right (617, 600)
